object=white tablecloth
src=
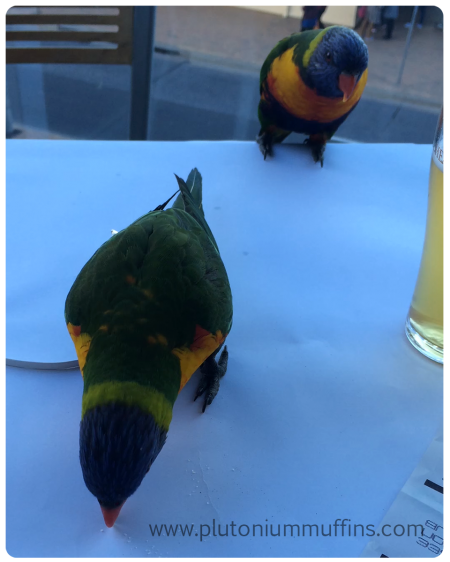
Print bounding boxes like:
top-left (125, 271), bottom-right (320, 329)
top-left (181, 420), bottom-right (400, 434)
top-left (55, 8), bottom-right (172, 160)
top-left (6, 140), bottom-right (443, 557)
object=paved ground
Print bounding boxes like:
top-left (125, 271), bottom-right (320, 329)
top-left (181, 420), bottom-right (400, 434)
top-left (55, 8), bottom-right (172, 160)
top-left (7, 50), bottom-right (440, 145)
top-left (6, 6), bottom-right (443, 143)
top-left (154, 6), bottom-right (443, 108)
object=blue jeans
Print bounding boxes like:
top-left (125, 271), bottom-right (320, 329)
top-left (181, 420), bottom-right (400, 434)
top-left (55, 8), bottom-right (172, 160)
top-left (418, 6), bottom-right (427, 25)
top-left (301, 18), bottom-right (317, 31)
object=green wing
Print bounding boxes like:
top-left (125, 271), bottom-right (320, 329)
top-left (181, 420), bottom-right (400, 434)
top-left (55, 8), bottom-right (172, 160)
top-left (259, 30), bottom-right (322, 92)
top-left (65, 170), bottom-right (232, 347)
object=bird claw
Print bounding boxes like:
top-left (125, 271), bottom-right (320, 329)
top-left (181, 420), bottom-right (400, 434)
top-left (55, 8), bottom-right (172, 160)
top-left (194, 345), bottom-right (228, 413)
top-left (305, 139), bottom-right (326, 167)
top-left (256, 133), bottom-right (273, 160)
top-left (312, 146), bottom-right (325, 165)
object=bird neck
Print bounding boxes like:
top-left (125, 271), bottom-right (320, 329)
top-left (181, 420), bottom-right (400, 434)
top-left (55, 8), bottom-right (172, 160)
top-left (81, 340), bottom-right (182, 432)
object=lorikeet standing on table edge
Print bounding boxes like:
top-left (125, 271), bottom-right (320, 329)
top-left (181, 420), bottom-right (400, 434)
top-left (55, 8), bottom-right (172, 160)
top-left (257, 26), bottom-right (369, 166)
top-left (65, 169), bottom-right (233, 527)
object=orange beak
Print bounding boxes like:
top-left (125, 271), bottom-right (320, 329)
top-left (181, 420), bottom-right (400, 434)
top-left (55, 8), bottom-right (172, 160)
top-left (339, 73), bottom-right (357, 102)
top-left (101, 501), bottom-right (125, 528)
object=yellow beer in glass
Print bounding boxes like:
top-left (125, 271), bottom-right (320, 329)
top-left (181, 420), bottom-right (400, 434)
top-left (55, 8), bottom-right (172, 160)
top-left (405, 109), bottom-right (443, 363)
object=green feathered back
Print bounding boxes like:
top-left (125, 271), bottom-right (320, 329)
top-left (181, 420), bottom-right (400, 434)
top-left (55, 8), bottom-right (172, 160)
top-left (65, 169), bottom-right (232, 415)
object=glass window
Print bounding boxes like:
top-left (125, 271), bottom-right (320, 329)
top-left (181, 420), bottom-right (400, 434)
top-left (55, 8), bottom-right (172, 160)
top-left (6, 5), bottom-right (443, 144)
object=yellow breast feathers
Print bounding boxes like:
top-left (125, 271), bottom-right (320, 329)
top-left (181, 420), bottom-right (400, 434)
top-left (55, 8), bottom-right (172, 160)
top-left (267, 46), bottom-right (368, 123)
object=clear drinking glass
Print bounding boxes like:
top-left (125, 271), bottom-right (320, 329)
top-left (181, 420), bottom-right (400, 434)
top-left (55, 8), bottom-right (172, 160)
top-left (405, 109), bottom-right (443, 363)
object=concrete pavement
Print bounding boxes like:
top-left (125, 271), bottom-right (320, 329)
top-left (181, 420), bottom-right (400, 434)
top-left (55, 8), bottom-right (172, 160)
top-left (154, 6), bottom-right (443, 110)
top-left (7, 51), bottom-right (439, 144)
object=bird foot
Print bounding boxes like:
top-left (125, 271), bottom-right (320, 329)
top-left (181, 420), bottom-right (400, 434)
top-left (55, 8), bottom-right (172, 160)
top-left (256, 132), bottom-right (273, 160)
top-left (304, 139), bottom-right (326, 167)
top-left (194, 345), bottom-right (228, 413)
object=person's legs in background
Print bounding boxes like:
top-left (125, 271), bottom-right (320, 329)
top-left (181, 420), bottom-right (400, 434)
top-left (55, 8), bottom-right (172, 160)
top-left (383, 18), bottom-right (394, 39)
top-left (300, 18), bottom-right (317, 31)
top-left (405, 6), bottom-right (426, 29)
top-left (365, 19), bottom-right (375, 40)
top-left (356, 15), bottom-right (368, 36)
top-left (417, 6), bottom-right (426, 29)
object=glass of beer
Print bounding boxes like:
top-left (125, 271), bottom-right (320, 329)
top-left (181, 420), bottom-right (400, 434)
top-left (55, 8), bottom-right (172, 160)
top-left (405, 109), bottom-right (443, 364)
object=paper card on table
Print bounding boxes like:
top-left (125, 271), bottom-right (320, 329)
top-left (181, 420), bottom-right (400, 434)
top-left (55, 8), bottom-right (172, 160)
top-left (361, 425), bottom-right (443, 557)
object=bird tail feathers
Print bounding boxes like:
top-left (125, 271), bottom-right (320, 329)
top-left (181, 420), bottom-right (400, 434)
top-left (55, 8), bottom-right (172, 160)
top-left (172, 169), bottom-right (219, 253)
top-left (172, 168), bottom-right (204, 216)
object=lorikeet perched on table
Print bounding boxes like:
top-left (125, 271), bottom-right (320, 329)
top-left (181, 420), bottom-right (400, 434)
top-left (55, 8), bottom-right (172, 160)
top-left (257, 26), bottom-right (369, 166)
top-left (65, 169), bottom-right (232, 528)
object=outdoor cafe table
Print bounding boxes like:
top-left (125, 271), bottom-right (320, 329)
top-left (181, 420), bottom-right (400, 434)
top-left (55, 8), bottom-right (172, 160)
top-left (6, 140), bottom-right (442, 557)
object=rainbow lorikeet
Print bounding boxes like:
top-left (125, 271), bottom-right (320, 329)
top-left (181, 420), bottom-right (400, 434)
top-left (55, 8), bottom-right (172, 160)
top-left (257, 26), bottom-right (369, 166)
top-left (65, 169), bottom-right (232, 527)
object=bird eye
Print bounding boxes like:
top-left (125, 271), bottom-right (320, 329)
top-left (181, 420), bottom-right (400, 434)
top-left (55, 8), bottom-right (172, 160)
top-left (326, 51), bottom-right (332, 62)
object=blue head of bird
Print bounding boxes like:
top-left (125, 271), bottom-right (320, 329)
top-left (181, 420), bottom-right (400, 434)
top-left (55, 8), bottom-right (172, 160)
top-left (304, 26), bottom-right (369, 101)
top-left (79, 402), bottom-right (167, 527)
